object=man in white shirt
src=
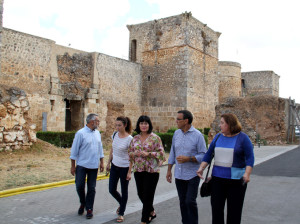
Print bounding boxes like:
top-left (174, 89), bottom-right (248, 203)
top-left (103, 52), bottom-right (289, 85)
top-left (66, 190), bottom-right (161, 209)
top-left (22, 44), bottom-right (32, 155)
top-left (70, 113), bottom-right (104, 219)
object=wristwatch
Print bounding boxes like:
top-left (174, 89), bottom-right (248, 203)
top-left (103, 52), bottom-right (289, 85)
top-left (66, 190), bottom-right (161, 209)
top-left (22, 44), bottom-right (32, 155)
top-left (189, 156), bottom-right (193, 162)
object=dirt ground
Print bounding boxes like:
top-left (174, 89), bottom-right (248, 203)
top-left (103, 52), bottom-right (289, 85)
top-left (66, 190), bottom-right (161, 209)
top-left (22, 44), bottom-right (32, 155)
top-left (0, 139), bottom-right (111, 191)
top-left (0, 139), bottom-right (169, 191)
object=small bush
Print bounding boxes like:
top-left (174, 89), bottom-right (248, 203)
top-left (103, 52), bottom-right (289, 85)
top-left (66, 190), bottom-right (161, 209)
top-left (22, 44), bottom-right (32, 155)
top-left (156, 133), bottom-right (173, 153)
top-left (132, 131), bottom-right (137, 136)
top-left (196, 128), bottom-right (203, 133)
top-left (167, 127), bottom-right (178, 133)
top-left (204, 128), bottom-right (211, 135)
top-left (262, 139), bottom-right (267, 146)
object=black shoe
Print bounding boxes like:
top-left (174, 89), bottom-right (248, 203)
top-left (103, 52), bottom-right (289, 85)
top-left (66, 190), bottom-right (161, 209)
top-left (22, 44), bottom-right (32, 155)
top-left (86, 209), bottom-right (93, 219)
top-left (78, 204), bottom-right (84, 215)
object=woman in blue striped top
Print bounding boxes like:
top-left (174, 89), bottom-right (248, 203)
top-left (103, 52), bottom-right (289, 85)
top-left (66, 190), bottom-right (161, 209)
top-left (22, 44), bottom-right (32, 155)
top-left (197, 113), bottom-right (254, 224)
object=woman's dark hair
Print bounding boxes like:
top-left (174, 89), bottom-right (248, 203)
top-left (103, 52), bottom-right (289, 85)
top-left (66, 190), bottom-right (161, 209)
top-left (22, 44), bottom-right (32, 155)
top-left (116, 116), bottom-right (132, 133)
top-left (178, 110), bottom-right (193, 124)
top-left (221, 113), bottom-right (242, 134)
top-left (135, 115), bottom-right (153, 134)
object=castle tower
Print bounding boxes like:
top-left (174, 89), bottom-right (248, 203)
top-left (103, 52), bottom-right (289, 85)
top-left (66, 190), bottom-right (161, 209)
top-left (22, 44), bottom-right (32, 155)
top-left (218, 61), bottom-right (242, 103)
top-left (127, 12), bottom-right (221, 131)
top-left (241, 71), bottom-right (279, 97)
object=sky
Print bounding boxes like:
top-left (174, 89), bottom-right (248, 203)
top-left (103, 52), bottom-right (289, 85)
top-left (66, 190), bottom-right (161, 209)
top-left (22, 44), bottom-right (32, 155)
top-left (3, 0), bottom-right (300, 103)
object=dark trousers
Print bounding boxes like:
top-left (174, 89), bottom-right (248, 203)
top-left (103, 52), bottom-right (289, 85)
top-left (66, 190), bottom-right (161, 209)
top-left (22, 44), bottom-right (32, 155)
top-left (134, 171), bottom-right (159, 223)
top-left (211, 176), bottom-right (247, 224)
top-left (175, 176), bottom-right (200, 224)
top-left (109, 163), bottom-right (129, 216)
top-left (75, 165), bottom-right (98, 211)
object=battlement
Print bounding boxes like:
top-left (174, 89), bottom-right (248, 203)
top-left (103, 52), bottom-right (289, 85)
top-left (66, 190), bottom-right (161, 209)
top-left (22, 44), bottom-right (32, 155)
top-left (127, 12), bottom-right (221, 63)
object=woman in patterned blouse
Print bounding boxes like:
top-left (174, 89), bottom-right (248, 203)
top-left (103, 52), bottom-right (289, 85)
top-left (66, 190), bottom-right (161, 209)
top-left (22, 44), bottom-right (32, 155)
top-left (127, 115), bottom-right (165, 224)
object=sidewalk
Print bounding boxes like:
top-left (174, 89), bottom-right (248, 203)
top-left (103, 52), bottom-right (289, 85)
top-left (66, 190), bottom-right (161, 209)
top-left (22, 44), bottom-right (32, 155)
top-left (252, 144), bottom-right (298, 165)
top-left (0, 145), bottom-right (298, 224)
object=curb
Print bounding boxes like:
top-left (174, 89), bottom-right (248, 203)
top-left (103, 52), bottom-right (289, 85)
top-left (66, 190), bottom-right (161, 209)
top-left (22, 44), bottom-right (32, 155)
top-left (0, 174), bottom-right (109, 198)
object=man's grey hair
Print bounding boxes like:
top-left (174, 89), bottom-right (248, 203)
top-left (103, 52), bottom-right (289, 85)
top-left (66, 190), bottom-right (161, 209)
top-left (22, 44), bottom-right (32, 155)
top-left (86, 113), bottom-right (99, 124)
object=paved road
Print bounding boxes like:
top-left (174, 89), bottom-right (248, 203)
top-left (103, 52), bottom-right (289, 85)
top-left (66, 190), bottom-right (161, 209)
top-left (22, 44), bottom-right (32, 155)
top-left (0, 145), bottom-right (299, 224)
top-left (104, 145), bottom-right (300, 224)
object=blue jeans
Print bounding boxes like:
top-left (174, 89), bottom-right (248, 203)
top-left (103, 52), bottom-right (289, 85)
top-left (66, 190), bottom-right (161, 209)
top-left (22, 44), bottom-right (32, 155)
top-left (108, 163), bottom-right (129, 216)
top-left (75, 165), bottom-right (98, 210)
top-left (175, 176), bottom-right (200, 224)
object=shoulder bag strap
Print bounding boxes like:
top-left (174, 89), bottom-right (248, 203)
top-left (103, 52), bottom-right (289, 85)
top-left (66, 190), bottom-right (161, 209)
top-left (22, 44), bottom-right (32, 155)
top-left (204, 133), bottom-right (221, 181)
top-left (112, 131), bottom-right (117, 140)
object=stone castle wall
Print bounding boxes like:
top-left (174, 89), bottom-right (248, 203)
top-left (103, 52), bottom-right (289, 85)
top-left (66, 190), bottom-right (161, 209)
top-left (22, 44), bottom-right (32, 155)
top-left (187, 46), bottom-right (219, 129)
top-left (128, 12), bottom-right (220, 131)
top-left (1, 28), bottom-right (53, 94)
top-left (186, 15), bottom-right (220, 128)
top-left (0, 27), bottom-right (142, 135)
top-left (49, 45), bottom-right (98, 132)
top-left (218, 61), bottom-right (241, 103)
top-left (0, 9), bottom-right (287, 147)
top-left (242, 71), bottom-right (279, 97)
top-left (1, 28), bottom-right (60, 131)
top-left (94, 53), bottom-right (142, 136)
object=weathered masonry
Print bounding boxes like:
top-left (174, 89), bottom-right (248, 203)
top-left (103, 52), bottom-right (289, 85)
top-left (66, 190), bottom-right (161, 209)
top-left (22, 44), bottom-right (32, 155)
top-left (0, 28), bottom-right (142, 135)
top-left (128, 13), bottom-right (220, 130)
top-left (1, 5), bottom-right (290, 149)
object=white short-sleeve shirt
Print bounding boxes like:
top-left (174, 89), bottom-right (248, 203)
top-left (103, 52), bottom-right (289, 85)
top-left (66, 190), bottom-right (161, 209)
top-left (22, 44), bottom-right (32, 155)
top-left (112, 132), bottom-right (133, 167)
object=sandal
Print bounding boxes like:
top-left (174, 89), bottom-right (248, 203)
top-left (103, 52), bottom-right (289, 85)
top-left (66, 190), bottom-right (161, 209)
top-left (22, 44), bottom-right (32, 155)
top-left (116, 207), bottom-right (120, 215)
top-left (116, 215), bottom-right (124, 223)
top-left (149, 211), bottom-right (156, 222)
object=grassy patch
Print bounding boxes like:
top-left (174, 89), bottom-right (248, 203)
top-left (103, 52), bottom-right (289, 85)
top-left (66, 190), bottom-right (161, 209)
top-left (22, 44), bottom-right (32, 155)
top-left (0, 139), bottom-right (75, 191)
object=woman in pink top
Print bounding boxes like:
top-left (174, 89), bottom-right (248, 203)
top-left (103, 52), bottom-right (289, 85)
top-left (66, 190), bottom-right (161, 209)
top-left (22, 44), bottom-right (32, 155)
top-left (127, 115), bottom-right (165, 224)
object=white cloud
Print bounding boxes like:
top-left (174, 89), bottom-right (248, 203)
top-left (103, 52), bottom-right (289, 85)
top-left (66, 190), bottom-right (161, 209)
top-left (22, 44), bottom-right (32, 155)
top-left (98, 25), bottom-right (130, 59)
top-left (3, 0), bottom-right (131, 52)
top-left (3, 0), bottom-right (300, 102)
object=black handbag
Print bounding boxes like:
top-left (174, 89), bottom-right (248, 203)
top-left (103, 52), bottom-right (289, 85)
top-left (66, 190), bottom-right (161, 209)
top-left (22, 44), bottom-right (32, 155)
top-left (200, 134), bottom-right (221, 197)
top-left (200, 163), bottom-right (213, 197)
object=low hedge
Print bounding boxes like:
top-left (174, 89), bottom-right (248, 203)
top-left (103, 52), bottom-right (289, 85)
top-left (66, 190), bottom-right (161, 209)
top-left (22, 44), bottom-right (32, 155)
top-left (36, 131), bottom-right (76, 148)
top-left (203, 127), bottom-right (211, 135)
top-left (156, 133), bottom-right (173, 153)
top-left (37, 130), bottom-right (208, 152)
top-left (132, 131), bottom-right (173, 153)
top-left (157, 132), bottom-right (208, 152)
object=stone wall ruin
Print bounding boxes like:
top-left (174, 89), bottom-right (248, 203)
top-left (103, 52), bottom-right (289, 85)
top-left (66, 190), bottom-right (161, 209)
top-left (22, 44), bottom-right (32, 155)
top-left (210, 96), bottom-right (288, 145)
top-left (0, 85), bottom-right (36, 151)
